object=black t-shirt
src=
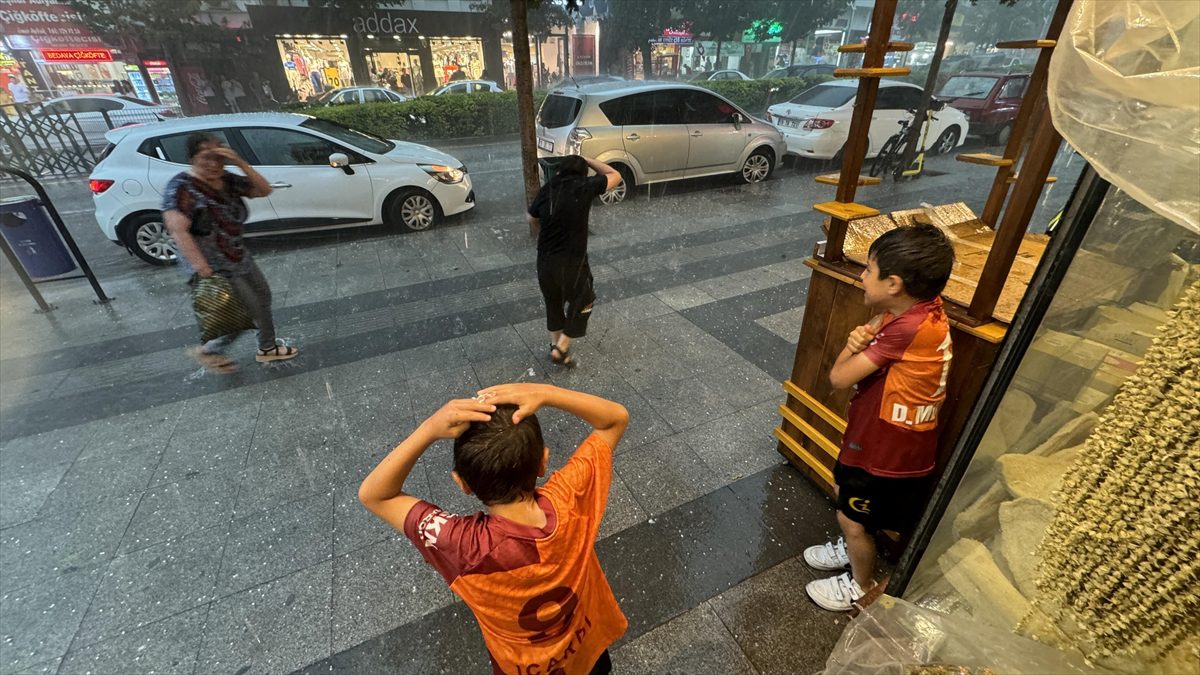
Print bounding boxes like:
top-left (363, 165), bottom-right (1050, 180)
top-left (528, 174), bottom-right (608, 259)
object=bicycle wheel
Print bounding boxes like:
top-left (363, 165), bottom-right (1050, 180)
top-left (891, 138), bottom-right (914, 180)
top-left (869, 136), bottom-right (900, 177)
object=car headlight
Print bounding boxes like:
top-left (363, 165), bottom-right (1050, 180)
top-left (419, 164), bottom-right (465, 184)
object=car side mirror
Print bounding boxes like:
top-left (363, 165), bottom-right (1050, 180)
top-left (329, 152), bottom-right (354, 175)
top-left (732, 112), bottom-right (743, 130)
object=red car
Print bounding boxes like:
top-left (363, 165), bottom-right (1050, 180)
top-left (936, 72), bottom-right (1029, 145)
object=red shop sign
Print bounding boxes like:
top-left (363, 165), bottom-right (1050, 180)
top-left (41, 49), bottom-right (112, 62)
top-left (143, 60), bottom-right (168, 67)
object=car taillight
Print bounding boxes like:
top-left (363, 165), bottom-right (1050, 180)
top-left (802, 118), bottom-right (835, 130)
top-left (567, 127), bottom-right (591, 152)
top-left (89, 179), bottom-right (115, 194)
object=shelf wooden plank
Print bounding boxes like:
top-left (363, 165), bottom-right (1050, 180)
top-left (956, 152), bottom-right (1015, 167)
top-left (783, 380), bottom-right (848, 433)
top-left (815, 173), bottom-right (882, 187)
top-left (996, 39), bottom-right (1056, 49)
top-left (834, 67), bottom-right (911, 78)
top-left (1006, 174), bottom-right (1058, 184)
top-left (837, 41), bottom-right (914, 53)
top-left (814, 201), bottom-right (880, 221)
top-left (775, 427), bottom-right (835, 486)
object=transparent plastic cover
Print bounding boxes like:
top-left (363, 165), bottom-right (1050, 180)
top-left (1047, 1), bottom-right (1199, 234)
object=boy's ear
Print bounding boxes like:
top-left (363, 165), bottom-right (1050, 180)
top-left (538, 447), bottom-right (550, 478)
top-left (886, 274), bottom-right (905, 297)
top-left (451, 470), bottom-right (473, 496)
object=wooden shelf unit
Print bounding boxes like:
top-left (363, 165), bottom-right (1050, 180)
top-left (957, 152), bottom-right (1015, 167)
top-left (816, 173), bottom-right (881, 187)
top-left (834, 67), bottom-right (911, 78)
top-left (996, 39), bottom-right (1057, 49)
top-left (838, 41), bottom-right (914, 53)
top-left (814, 201), bottom-right (880, 220)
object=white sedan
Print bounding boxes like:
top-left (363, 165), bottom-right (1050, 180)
top-left (431, 80), bottom-right (503, 95)
top-left (766, 80), bottom-right (969, 160)
top-left (35, 95), bottom-right (177, 149)
top-left (88, 112), bottom-right (475, 265)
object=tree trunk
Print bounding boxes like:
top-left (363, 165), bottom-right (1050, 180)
top-left (640, 42), bottom-right (652, 79)
top-left (897, 0), bottom-right (957, 178)
top-left (563, 24), bottom-right (572, 78)
top-left (510, 0), bottom-right (541, 211)
top-left (715, 38), bottom-right (722, 69)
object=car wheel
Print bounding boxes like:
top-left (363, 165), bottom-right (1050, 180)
top-left (386, 188), bottom-right (442, 231)
top-left (741, 149), bottom-right (773, 183)
top-left (120, 213), bottom-right (177, 266)
top-left (932, 127), bottom-right (960, 155)
top-left (991, 124), bottom-right (1012, 147)
top-left (598, 165), bottom-right (632, 206)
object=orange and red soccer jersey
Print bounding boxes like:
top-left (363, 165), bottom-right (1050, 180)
top-left (402, 434), bottom-right (626, 675)
top-left (840, 297), bottom-right (953, 478)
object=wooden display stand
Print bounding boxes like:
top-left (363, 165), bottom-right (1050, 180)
top-left (775, 0), bottom-right (1074, 495)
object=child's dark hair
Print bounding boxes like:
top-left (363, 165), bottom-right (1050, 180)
top-left (186, 132), bottom-right (221, 161)
top-left (554, 154), bottom-right (588, 179)
top-left (868, 224), bottom-right (955, 300)
top-left (453, 404), bottom-right (544, 505)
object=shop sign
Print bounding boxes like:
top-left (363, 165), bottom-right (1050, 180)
top-left (571, 34), bottom-right (595, 75)
top-left (40, 47), bottom-right (112, 62)
top-left (351, 12), bottom-right (419, 35)
top-left (143, 59), bottom-right (168, 67)
top-left (0, 0), bottom-right (107, 50)
top-left (650, 27), bottom-right (693, 45)
top-left (41, 48), bottom-right (111, 62)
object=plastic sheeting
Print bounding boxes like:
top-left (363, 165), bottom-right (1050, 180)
top-left (1047, 1), bottom-right (1199, 234)
top-left (820, 596), bottom-right (1101, 675)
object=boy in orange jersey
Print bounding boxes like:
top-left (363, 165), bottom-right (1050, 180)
top-left (359, 383), bottom-right (629, 674)
top-left (803, 224), bottom-right (956, 612)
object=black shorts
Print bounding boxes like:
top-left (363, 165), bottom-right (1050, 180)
top-left (834, 461), bottom-right (931, 533)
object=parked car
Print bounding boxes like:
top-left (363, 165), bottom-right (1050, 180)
top-left (937, 72), bottom-right (1029, 144)
top-left (535, 81), bottom-right (786, 205)
top-left (765, 79), bottom-right (969, 160)
top-left (761, 64), bottom-right (837, 80)
top-left (34, 95), bottom-right (177, 149)
top-left (88, 112), bottom-right (475, 265)
top-left (549, 75), bottom-right (625, 89)
top-left (688, 69), bottom-right (752, 82)
top-left (431, 80), bottom-right (503, 95)
top-left (314, 86), bottom-right (408, 105)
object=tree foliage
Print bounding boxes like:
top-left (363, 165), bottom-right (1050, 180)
top-left (895, 0), bottom-right (1055, 46)
top-left (599, 0), bottom-right (678, 77)
top-left (472, 0), bottom-right (574, 39)
top-left (68, 0), bottom-right (216, 49)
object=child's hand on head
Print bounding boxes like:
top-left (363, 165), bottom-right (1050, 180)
top-left (476, 383), bottom-right (548, 423)
top-left (422, 398), bottom-right (496, 440)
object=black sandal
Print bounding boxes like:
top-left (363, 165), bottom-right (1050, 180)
top-left (550, 344), bottom-right (575, 368)
top-left (256, 343), bottom-right (299, 363)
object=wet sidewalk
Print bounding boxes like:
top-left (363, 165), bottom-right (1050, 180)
top-left (0, 144), bottom-right (1066, 674)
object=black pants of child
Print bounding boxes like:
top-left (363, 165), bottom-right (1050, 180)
top-left (537, 254), bottom-right (595, 338)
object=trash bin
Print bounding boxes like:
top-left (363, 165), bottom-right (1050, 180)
top-left (538, 156), bottom-right (569, 185)
top-left (0, 196), bottom-right (76, 278)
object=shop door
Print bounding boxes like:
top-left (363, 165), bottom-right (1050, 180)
top-left (236, 126), bottom-right (375, 227)
top-left (681, 90), bottom-right (747, 174)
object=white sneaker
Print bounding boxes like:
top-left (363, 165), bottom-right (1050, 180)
top-left (803, 536), bottom-right (851, 571)
top-left (806, 572), bottom-right (867, 612)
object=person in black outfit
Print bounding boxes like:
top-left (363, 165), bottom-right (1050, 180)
top-left (526, 155), bottom-right (621, 367)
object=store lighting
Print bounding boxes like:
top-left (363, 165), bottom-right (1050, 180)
top-left (282, 33), bottom-right (293, 38)
top-left (366, 34), bottom-right (376, 39)
top-left (340, 34), bottom-right (349, 39)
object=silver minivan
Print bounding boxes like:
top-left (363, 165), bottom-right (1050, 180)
top-left (535, 81), bottom-right (787, 204)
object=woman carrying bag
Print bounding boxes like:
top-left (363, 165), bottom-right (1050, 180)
top-left (162, 132), bottom-right (298, 374)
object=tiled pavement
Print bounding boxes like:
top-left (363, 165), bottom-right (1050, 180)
top-left (0, 140), bottom-right (1078, 674)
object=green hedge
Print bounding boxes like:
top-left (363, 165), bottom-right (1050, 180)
top-left (294, 77), bottom-right (830, 141)
top-left (693, 76), bottom-right (831, 114)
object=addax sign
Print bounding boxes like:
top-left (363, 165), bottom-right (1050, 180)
top-left (351, 12), bottom-right (419, 35)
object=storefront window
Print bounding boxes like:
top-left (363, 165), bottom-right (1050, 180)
top-left (902, 188), bottom-right (1199, 671)
top-left (276, 38), bottom-right (355, 102)
top-left (430, 38), bottom-right (484, 86)
top-left (42, 61), bottom-right (129, 96)
top-left (144, 64), bottom-right (179, 108)
top-left (364, 49), bottom-right (425, 96)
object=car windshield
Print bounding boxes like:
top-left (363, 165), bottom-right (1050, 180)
top-left (788, 84), bottom-right (856, 108)
top-left (689, 71), bottom-right (716, 81)
top-left (938, 76), bottom-right (998, 99)
top-left (764, 68), bottom-right (787, 78)
top-left (300, 118), bottom-right (394, 153)
top-left (312, 89), bottom-right (344, 105)
top-left (538, 94), bottom-right (582, 128)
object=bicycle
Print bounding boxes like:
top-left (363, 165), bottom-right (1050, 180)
top-left (869, 99), bottom-right (947, 181)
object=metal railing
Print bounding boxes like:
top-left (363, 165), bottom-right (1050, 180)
top-left (0, 103), bottom-right (97, 178)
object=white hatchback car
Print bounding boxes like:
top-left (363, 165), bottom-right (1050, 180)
top-left (89, 113), bottom-right (475, 265)
top-left (766, 80), bottom-right (969, 160)
top-left (36, 95), bottom-right (177, 150)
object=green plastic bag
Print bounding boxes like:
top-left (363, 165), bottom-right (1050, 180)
top-left (191, 275), bottom-right (255, 343)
